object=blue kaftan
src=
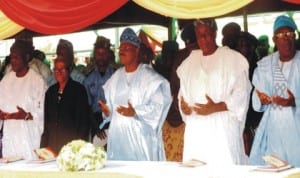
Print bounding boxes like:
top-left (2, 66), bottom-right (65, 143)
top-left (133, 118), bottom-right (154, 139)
top-left (83, 67), bottom-right (115, 113)
top-left (249, 51), bottom-right (300, 167)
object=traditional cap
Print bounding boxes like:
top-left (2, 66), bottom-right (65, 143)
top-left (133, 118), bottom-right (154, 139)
top-left (94, 36), bottom-right (111, 49)
top-left (273, 15), bottom-right (298, 32)
top-left (10, 39), bottom-right (34, 56)
top-left (57, 39), bottom-right (73, 52)
top-left (258, 35), bottom-right (269, 42)
top-left (181, 23), bottom-right (197, 44)
top-left (194, 18), bottom-right (218, 31)
top-left (222, 22), bottom-right (241, 36)
top-left (56, 39), bottom-right (74, 61)
top-left (120, 28), bottom-right (141, 48)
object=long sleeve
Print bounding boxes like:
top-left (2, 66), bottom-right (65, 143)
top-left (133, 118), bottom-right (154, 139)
top-left (134, 80), bottom-right (172, 131)
top-left (40, 90), bottom-right (50, 147)
top-left (75, 85), bottom-right (90, 141)
top-left (30, 77), bottom-right (47, 138)
top-left (251, 56), bottom-right (274, 112)
top-left (225, 70), bottom-right (252, 122)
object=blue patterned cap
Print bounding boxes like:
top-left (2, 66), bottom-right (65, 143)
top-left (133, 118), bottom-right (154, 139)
top-left (273, 15), bottom-right (298, 32)
top-left (120, 28), bottom-right (141, 48)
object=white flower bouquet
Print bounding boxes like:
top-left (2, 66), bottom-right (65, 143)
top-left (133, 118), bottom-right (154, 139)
top-left (56, 140), bottom-right (106, 171)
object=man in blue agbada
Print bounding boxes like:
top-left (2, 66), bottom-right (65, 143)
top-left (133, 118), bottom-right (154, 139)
top-left (83, 36), bottom-right (115, 139)
top-left (98, 28), bottom-right (172, 161)
top-left (249, 15), bottom-right (300, 167)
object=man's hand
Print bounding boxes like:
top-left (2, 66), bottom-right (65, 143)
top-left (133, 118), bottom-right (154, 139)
top-left (96, 129), bottom-right (107, 140)
top-left (98, 100), bottom-right (110, 117)
top-left (193, 95), bottom-right (227, 115)
top-left (180, 96), bottom-right (192, 115)
top-left (2, 106), bottom-right (31, 120)
top-left (0, 109), bottom-right (8, 120)
top-left (256, 90), bottom-right (272, 105)
top-left (272, 89), bottom-right (296, 107)
top-left (116, 100), bottom-right (136, 117)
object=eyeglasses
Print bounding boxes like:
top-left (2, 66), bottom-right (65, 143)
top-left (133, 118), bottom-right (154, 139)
top-left (118, 46), bottom-right (137, 51)
top-left (275, 32), bottom-right (295, 39)
top-left (54, 68), bottom-right (67, 73)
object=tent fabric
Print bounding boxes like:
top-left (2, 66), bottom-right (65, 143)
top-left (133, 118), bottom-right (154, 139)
top-left (0, 0), bottom-right (299, 41)
top-left (132, 0), bottom-right (253, 19)
top-left (0, 0), bottom-right (128, 35)
top-left (283, 0), bottom-right (300, 4)
top-left (0, 11), bottom-right (23, 40)
top-left (139, 30), bottom-right (163, 54)
top-left (141, 25), bottom-right (168, 44)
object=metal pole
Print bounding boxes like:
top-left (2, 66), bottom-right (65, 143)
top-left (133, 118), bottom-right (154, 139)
top-left (243, 8), bottom-right (248, 32)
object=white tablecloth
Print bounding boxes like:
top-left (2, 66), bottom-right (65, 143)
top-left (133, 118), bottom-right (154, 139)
top-left (0, 160), bottom-right (299, 178)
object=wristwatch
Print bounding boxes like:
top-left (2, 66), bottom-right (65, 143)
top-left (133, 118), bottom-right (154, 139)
top-left (24, 112), bottom-right (33, 120)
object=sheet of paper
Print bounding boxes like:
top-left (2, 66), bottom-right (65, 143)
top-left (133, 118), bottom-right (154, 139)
top-left (254, 154), bottom-right (293, 172)
top-left (254, 164), bottom-right (293, 172)
top-left (0, 157), bottom-right (23, 163)
top-left (180, 159), bottom-right (206, 167)
top-left (262, 155), bottom-right (288, 168)
top-left (28, 158), bottom-right (56, 164)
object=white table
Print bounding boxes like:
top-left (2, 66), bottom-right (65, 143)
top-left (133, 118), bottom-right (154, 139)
top-left (0, 160), bottom-right (299, 178)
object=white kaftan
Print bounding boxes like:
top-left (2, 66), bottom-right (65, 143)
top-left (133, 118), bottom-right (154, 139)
top-left (0, 69), bottom-right (47, 160)
top-left (177, 47), bottom-right (251, 165)
top-left (102, 64), bottom-right (172, 161)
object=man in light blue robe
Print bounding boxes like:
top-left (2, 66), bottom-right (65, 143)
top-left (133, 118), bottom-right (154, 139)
top-left (249, 15), bottom-right (300, 167)
top-left (83, 36), bottom-right (115, 139)
top-left (99, 28), bottom-right (172, 161)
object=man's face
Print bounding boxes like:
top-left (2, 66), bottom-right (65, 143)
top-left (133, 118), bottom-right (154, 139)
top-left (195, 25), bottom-right (217, 56)
top-left (273, 27), bottom-right (295, 58)
top-left (94, 48), bottom-right (109, 68)
top-left (118, 42), bottom-right (139, 66)
top-left (10, 49), bottom-right (28, 73)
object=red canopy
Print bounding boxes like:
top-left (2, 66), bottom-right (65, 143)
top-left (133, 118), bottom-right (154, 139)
top-left (0, 0), bottom-right (128, 34)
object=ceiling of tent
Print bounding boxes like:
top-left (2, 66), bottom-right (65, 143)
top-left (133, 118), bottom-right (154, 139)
top-left (2, 0), bottom-right (300, 40)
top-left (5, 1), bottom-right (171, 40)
top-left (222, 0), bottom-right (300, 17)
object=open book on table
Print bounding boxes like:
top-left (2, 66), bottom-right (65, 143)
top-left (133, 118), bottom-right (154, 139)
top-left (0, 156), bottom-right (23, 163)
top-left (30, 147), bottom-right (57, 163)
top-left (254, 154), bottom-right (293, 172)
top-left (180, 159), bottom-right (206, 167)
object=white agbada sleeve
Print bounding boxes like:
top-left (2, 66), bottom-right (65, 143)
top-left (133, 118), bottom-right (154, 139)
top-left (225, 69), bottom-right (252, 122)
top-left (0, 69), bottom-right (47, 160)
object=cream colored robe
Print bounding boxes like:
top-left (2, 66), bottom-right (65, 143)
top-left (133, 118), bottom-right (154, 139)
top-left (177, 47), bottom-right (251, 165)
top-left (0, 69), bottom-right (47, 160)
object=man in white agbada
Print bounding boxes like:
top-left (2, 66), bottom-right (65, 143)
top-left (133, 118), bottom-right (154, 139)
top-left (4, 42), bottom-right (52, 84)
top-left (99, 28), bottom-right (172, 161)
top-left (0, 40), bottom-right (47, 160)
top-left (249, 15), bottom-right (300, 167)
top-left (177, 18), bottom-right (251, 165)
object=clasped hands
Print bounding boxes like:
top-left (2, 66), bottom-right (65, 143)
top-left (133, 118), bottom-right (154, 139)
top-left (98, 100), bottom-right (136, 117)
top-left (0, 106), bottom-right (32, 120)
top-left (256, 89), bottom-right (295, 107)
top-left (180, 95), bottom-right (227, 116)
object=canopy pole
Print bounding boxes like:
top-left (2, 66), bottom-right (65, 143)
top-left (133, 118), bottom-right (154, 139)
top-left (243, 8), bottom-right (248, 32)
top-left (168, 18), bottom-right (177, 40)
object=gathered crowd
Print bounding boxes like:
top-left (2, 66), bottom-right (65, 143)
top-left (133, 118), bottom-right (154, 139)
top-left (0, 14), bottom-right (299, 167)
